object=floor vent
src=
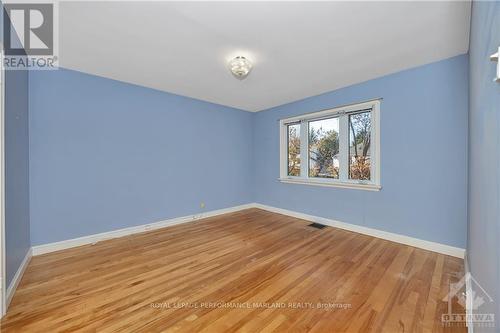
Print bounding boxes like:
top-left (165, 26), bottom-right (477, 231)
top-left (308, 222), bottom-right (327, 229)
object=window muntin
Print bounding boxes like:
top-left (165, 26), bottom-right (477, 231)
top-left (287, 123), bottom-right (301, 176)
top-left (308, 117), bottom-right (339, 179)
top-left (349, 111), bottom-right (371, 181)
top-left (279, 100), bottom-right (380, 190)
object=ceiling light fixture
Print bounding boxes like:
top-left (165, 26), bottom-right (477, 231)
top-left (229, 56), bottom-right (252, 79)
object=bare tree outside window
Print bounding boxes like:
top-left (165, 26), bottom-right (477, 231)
top-left (287, 124), bottom-right (301, 176)
top-left (349, 111), bottom-right (371, 180)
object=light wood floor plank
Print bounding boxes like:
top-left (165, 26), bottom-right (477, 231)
top-left (1, 208), bottom-right (466, 332)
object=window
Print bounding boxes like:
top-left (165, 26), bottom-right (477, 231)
top-left (308, 117), bottom-right (339, 179)
top-left (349, 111), bottom-right (371, 181)
top-left (279, 100), bottom-right (381, 190)
top-left (287, 123), bottom-right (301, 176)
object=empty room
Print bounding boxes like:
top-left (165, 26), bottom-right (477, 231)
top-left (0, 1), bottom-right (498, 332)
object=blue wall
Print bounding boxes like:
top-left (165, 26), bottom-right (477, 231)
top-left (29, 56), bottom-right (469, 249)
top-left (254, 55), bottom-right (468, 248)
top-left (5, 69), bottom-right (31, 286)
top-left (29, 69), bottom-right (253, 245)
top-left (468, 1), bottom-right (500, 329)
top-left (2, 8), bottom-right (31, 287)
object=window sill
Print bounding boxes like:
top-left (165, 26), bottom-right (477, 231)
top-left (278, 178), bottom-right (381, 191)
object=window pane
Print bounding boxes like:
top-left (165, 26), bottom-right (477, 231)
top-left (308, 117), bottom-right (340, 179)
top-left (349, 111), bottom-right (372, 180)
top-left (287, 123), bottom-right (301, 176)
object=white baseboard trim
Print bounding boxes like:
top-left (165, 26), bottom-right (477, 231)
top-left (32, 203), bottom-right (255, 256)
top-left (31, 202), bottom-right (465, 259)
top-left (253, 203), bottom-right (465, 258)
top-left (6, 248), bottom-right (32, 309)
top-left (464, 252), bottom-right (474, 333)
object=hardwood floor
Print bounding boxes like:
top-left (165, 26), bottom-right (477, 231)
top-left (1, 209), bottom-right (466, 332)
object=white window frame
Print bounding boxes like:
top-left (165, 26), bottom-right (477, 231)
top-left (279, 99), bottom-right (381, 191)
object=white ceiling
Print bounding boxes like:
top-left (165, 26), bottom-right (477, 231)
top-left (58, 1), bottom-right (471, 112)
